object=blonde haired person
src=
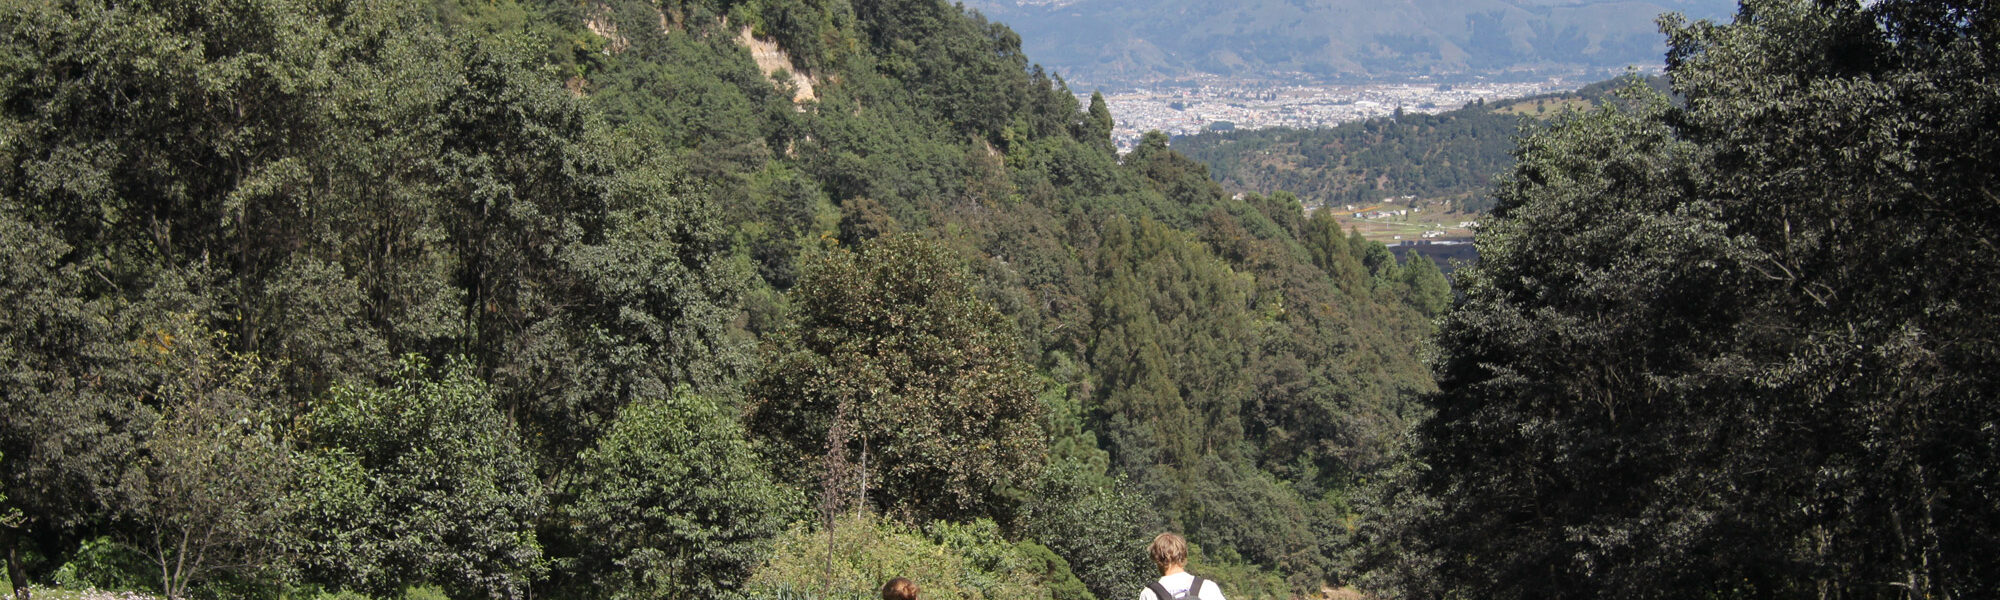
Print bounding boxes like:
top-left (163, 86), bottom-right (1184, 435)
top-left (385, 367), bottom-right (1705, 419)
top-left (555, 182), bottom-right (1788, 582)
top-left (1138, 533), bottom-right (1225, 600)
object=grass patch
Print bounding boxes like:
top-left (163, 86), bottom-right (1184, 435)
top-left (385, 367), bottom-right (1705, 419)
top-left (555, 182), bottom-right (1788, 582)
top-left (1492, 96), bottom-right (1594, 118)
top-left (1320, 202), bottom-right (1480, 244)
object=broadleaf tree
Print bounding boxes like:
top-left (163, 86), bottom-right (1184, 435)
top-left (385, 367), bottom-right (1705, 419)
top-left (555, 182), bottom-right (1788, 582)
top-left (1371, 1), bottom-right (2000, 597)
top-left (557, 387), bottom-right (791, 600)
top-left (748, 234), bottom-right (1047, 524)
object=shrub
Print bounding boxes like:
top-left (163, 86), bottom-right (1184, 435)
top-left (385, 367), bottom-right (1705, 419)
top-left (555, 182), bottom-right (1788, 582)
top-left (48, 538), bottom-right (153, 594)
top-left (748, 514), bottom-right (1070, 600)
top-left (559, 387), bottom-right (793, 600)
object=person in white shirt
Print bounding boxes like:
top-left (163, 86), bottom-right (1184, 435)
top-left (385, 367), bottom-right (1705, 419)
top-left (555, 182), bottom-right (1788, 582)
top-left (1137, 532), bottom-right (1226, 600)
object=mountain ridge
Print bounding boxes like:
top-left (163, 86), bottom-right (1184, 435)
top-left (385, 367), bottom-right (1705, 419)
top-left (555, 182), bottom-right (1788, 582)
top-left (961, 0), bottom-right (1738, 87)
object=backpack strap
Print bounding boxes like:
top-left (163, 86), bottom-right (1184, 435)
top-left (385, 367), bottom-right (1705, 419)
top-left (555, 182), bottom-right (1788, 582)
top-left (1188, 577), bottom-right (1206, 600)
top-left (1146, 582), bottom-right (1174, 600)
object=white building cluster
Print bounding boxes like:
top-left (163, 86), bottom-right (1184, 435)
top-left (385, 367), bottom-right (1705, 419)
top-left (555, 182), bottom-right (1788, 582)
top-left (1099, 80), bottom-right (1571, 152)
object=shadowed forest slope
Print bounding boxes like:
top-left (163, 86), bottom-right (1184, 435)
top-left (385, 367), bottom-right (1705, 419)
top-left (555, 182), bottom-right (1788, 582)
top-left (0, 0), bottom-right (1441, 599)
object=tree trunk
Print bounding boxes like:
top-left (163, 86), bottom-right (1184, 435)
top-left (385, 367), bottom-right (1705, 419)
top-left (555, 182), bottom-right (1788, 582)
top-left (2, 526), bottom-right (28, 600)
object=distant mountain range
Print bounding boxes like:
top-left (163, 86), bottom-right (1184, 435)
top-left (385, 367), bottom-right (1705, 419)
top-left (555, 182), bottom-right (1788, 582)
top-left (963, 0), bottom-right (1740, 87)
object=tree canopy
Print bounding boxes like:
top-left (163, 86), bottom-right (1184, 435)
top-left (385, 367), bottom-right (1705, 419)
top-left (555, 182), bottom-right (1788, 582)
top-left (1356, 1), bottom-right (2000, 597)
top-left (0, 0), bottom-right (1462, 597)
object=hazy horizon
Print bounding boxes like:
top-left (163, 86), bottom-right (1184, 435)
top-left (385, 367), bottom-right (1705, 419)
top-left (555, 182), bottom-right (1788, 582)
top-left (960, 0), bottom-right (1739, 89)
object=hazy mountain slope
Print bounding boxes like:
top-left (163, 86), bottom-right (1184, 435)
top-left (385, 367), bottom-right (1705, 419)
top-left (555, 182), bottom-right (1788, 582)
top-left (964, 0), bottom-right (1738, 86)
top-left (1175, 76), bottom-right (1667, 212)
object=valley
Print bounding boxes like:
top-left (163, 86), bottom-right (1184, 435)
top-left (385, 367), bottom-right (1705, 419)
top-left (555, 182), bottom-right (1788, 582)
top-left (1097, 77), bottom-right (1580, 151)
top-left (1174, 76), bottom-right (1655, 244)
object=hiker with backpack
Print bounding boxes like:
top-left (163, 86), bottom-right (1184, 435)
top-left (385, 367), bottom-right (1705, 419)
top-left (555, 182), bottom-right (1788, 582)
top-left (1139, 533), bottom-right (1225, 600)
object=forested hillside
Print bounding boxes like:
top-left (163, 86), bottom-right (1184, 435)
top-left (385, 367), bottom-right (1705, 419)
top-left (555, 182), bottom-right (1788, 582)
top-left (0, 1), bottom-right (1444, 600)
top-left (1175, 76), bottom-right (1667, 213)
top-left (10, 1), bottom-right (1990, 599)
top-left (1351, 0), bottom-right (2000, 597)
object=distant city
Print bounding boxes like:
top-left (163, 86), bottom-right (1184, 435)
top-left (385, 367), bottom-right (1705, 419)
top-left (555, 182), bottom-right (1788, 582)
top-left (1099, 77), bottom-right (1585, 152)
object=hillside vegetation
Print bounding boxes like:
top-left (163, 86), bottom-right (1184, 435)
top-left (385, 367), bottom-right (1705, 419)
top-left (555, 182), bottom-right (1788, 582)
top-left (6, 0), bottom-right (1996, 599)
top-left (1356, 1), bottom-right (2000, 597)
top-left (0, 0), bottom-right (1443, 599)
top-left (1175, 76), bottom-right (1668, 213)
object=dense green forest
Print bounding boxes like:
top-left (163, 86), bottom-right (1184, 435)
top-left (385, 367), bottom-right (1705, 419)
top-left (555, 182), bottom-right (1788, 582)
top-left (1175, 77), bottom-right (1670, 213)
top-left (5, 0), bottom-right (1997, 599)
top-left (1352, 1), bottom-right (2000, 597)
top-left (0, 0), bottom-right (1444, 600)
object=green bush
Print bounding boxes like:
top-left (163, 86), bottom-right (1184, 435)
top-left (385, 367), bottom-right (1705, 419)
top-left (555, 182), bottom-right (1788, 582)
top-left (559, 387), bottom-right (793, 600)
top-left (1009, 543), bottom-right (1093, 600)
top-left (748, 514), bottom-right (1069, 600)
top-left (48, 537), bottom-right (153, 593)
top-left (283, 583), bottom-right (444, 600)
top-left (745, 584), bottom-right (851, 600)
top-left (289, 356), bottom-right (544, 599)
top-left (399, 585), bottom-right (448, 600)
top-left (1018, 462), bottom-right (1157, 600)
top-left (923, 520), bottom-right (1085, 600)
top-left (1185, 544), bottom-right (1290, 600)
top-left (298, 588), bottom-right (375, 600)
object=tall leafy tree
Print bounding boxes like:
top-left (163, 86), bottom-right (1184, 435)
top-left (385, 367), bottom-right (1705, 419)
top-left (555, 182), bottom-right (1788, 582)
top-left (1662, 0), bottom-right (2000, 593)
top-left (1391, 86), bottom-right (1755, 598)
top-left (1083, 92), bottom-right (1116, 154)
top-left (748, 234), bottom-right (1046, 523)
top-left (1384, 1), bottom-right (2000, 597)
top-left (125, 323), bottom-right (292, 599)
top-left (556, 387), bottom-right (790, 600)
top-left (0, 201), bottom-right (144, 600)
top-left (0, 0), bottom-right (749, 486)
top-left (291, 357), bottom-right (544, 600)
top-left (1396, 254), bottom-right (1451, 318)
